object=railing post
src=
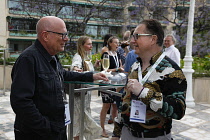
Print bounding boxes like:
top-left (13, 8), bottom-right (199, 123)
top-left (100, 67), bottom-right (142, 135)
top-left (68, 83), bottom-right (75, 140)
top-left (79, 84), bottom-right (85, 140)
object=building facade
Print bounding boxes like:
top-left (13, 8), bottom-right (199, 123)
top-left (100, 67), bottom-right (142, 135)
top-left (0, 0), bottom-right (209, 58)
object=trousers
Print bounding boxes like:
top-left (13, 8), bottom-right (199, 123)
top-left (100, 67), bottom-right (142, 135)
top-left (121, 126), bottom-right (172, 140)
top-left (14, 128), bottom-right (67, 140)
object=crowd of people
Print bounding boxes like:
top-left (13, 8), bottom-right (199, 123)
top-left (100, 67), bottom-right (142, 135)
top-left (10, 16), bottom-right (185, 140)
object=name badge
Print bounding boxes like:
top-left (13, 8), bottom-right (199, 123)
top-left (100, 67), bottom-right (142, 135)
top-left (65, 103), bottom-right (71, 126)
top-left (130, 100), bottom-right (146, 123)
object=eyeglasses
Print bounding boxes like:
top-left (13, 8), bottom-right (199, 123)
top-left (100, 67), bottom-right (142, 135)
top-left (46, 30), bottom-right (69, 39)
top-left (132, 34), bottom-right (153, 40)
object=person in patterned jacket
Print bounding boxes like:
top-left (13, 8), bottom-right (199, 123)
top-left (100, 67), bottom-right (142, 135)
top-left (111, 19), bottom-right (187, 140)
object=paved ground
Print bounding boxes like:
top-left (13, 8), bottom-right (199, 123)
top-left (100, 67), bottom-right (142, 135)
top-left (1, 91), bottom-right (210, 140)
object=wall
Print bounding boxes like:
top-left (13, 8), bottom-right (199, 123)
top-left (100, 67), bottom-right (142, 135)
top-left (193, 77), bottom-right (210, 103)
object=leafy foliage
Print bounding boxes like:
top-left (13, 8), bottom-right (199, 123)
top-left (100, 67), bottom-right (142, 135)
top-left (0, 57), bottom-right (17, 65)
top-left (192, 54), bottom-right (210, 77)
top-left (6, 0), bottom-right (210, 76)
top-left (92, 52), bottom-right (101, 64)
top-left (1, 53), bottom-right (210, 77)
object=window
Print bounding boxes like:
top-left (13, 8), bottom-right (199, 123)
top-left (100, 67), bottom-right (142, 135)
top-left (86, 25), bottom-right (98, 37)
top-left (177, 8), bottom-right (188, 20)
top-left (9, 40), bottom-right (33, 53)
top-left (153, 8), bottom-right (168, 20)
top-left (8, 18), bottom-right (37, 32)
top-left (99, 26), bottom-right (110, 36)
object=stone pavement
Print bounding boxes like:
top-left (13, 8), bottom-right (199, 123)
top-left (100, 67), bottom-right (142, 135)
top-left (1, 91), bottom-right (210, 140)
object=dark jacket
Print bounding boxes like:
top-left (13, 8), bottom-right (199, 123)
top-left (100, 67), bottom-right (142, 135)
top-left (10, 39), bottom-right (93, 140)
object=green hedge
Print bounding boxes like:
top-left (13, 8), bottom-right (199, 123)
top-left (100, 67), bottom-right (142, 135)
top-left (1, 53), bottom-right (210, 77)
top-left (192, 55), bottom-right (210, 78)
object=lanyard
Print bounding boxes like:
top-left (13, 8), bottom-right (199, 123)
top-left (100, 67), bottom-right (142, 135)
top-left (109, 51), bottom-right (119, 68)
top-left (52, 56), bottom-right (66, 100)
top-left (138, 52), bottom-right (165, 85)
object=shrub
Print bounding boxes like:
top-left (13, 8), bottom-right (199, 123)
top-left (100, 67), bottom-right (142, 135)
top-left (192, 54), bottom-right (210, 77)
top-left (1, 52), bottom-right (210, 77)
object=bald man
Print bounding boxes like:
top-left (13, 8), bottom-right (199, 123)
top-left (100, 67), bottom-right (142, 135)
top-left (10, 16), bottom-right (108, 140)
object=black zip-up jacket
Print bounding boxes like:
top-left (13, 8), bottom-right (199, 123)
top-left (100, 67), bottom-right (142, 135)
top-left (10, 39), bottom-right (93, 139)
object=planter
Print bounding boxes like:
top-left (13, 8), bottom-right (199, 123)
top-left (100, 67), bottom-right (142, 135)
top-left (193, 77), bottom-right (210, 104)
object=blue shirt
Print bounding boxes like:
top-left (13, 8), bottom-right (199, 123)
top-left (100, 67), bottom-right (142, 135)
top-left (117, 47), bottom-right (126, 65)
top-left (124, 50), bottom-right (138, 72)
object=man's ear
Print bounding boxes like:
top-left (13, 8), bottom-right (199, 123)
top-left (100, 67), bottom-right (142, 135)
top-left (151, 35), bottom-right (158, 45)
top-left (42, 31), bottom-right (49, 42)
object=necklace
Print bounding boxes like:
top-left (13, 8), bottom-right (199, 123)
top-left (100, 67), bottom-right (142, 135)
top-left (109, 51), bottom-right (116, 56)
top-left (109, 51), bottom-right (119, 68)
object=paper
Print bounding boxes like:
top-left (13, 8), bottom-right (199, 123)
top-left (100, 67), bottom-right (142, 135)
top-left (65, 104), bottom-right (71, 126)
top-left (130, 100), bottom-right (146, 123)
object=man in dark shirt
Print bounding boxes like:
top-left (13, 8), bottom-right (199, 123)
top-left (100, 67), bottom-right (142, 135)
top-left (10, 16), bottom-right (108, 140)
top-left (111, 19), bottom-right (187, 140)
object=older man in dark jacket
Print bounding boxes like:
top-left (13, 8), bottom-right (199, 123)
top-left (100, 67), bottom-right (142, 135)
top-left (10, 16), bottom-right (108, 140)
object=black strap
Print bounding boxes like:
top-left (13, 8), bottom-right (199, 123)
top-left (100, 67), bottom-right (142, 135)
top-left (128, 127), bottom-right (171, 138)
top-left (52, 56), bottom-right (66, 100)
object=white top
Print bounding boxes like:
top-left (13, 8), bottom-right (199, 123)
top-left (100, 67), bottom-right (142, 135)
top-left (164, 45), bottom-right (181, 66)
top-left (71, 53), bottom-right (94, 71)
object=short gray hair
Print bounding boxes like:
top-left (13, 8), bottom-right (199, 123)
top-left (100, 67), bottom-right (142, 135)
top-left (165, 34), bottom-right (176, 44)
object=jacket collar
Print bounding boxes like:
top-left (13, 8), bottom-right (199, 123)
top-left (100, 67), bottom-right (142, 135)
top-left (35, 39), bottom-right (58, 62)
top-left (136, 51), bottom-right (163, 66)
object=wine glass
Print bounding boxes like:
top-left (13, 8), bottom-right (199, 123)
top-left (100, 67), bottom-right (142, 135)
top-left (84, 51), bottom-right (92, 62)
top-left (84, 51), bottom-right (94, 71)
top-left (102, 54), bottom-right (110, 73)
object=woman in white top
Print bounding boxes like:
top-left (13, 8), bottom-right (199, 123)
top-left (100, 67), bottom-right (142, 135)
top-left (71, 36), bottom-right (101, 140)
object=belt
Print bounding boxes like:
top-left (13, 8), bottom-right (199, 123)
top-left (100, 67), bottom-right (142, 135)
top-left (128, 127), bottom-right (171, 138)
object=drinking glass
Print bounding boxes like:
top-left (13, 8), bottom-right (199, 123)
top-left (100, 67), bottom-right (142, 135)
top-left (84, 51), bottom-right (94, 71)
top-left (84, 51), bottom-right (92, 62)
top-left (102, 54), bottom-right (110, 73)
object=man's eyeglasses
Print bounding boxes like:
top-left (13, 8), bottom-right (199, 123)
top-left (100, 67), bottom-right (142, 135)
top-left (46, 31), bottom-right (69, 40)
top-left (132, 34), bottom-right (153, 40)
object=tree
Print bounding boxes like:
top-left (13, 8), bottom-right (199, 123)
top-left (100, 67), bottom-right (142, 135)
top-left (8, 0), bottom-right (210, 57)
top-left (128, 0), bottom-right (210, 57)
top-left (9, 0), bottom-right (127, 55)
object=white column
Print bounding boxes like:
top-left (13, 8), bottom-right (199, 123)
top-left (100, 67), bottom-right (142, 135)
top-left (182, 0), bottom-right (195, 107)
top-left (0, 0), bottom-right (7, 49)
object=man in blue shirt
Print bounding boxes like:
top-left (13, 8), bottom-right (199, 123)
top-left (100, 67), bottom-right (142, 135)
top-left (124, 30), bottom-right (138, 72)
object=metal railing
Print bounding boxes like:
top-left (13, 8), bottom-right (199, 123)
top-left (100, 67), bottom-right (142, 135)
top-left (65, 79), bottom-right (125, 140)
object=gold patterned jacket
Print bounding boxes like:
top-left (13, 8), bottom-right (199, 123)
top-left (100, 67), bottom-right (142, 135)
top-left (113, 52), bottom-right (187, 137)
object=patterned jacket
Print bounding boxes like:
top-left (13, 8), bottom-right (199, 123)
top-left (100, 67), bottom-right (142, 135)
top-left (113, 52), bottom-right (187, 137)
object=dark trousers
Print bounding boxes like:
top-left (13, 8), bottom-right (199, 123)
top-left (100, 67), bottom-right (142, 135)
top-left (14, 128), bottom-right (67, 140)
top-left (115, 87), bottom-right (124, 109)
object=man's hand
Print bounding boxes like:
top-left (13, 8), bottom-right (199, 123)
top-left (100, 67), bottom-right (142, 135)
top-left (93, 73), bottom-right (109, 81)
top-left (118, 67), bottom-right (124, 72)
top-left (110, 137), bottom-right (120, 140)
top-left (126, 79), bottom-right (143, 96)
top-left (73, 66), bottom-right (83, 72)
